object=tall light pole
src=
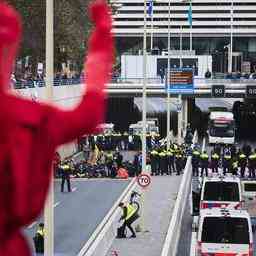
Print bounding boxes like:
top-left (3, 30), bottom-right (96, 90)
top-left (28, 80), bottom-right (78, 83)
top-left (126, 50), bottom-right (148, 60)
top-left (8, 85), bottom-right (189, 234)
top-left (229, 0), bottom-right (233, 73)
top-left (142, 0), bottom-right (147, 175)
top-left (44, 0), bottom-right (54, 255)
top-left (189, 0), bottom-right (192, 51)
top-left (177, 25), bottom-right (183, 145)
top-left (150, 0), bottom-right (154, 51)
top-left (166, 0), bottom-right (171, 150)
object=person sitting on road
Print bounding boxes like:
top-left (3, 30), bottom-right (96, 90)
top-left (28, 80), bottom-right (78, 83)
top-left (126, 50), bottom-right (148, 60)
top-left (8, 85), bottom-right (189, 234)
top-left (118, 202), bottom-right (139, 238)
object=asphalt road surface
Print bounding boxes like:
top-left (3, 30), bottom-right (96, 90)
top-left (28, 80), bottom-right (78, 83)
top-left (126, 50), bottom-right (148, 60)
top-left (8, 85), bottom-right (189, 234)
top-left (23, 178), bottom-right (130, 256)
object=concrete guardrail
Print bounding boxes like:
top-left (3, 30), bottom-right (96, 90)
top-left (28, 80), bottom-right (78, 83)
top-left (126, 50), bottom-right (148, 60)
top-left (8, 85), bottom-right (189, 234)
top-left (160, 131), bottom-right (198, 256)
top-left (77, 177), bottom-right (138, 256)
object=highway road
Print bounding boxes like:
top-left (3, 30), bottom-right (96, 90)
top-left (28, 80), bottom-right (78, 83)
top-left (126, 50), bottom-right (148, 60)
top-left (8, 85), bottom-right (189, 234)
top-left (24, 178), bottom-right (130, 256)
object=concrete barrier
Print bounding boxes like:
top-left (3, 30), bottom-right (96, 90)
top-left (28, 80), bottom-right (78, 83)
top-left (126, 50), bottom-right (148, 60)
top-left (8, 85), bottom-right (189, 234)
top-left (77, 177), bottom-right (138, 256)
top-left (160, 131), bottom-right (198, 256)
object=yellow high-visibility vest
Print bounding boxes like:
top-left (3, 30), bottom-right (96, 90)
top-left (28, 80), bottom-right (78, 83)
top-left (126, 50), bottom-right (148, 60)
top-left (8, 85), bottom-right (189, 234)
top-left (212, 153), bottom-right (219, 160)
top-left (36, 228), bottom-right (45, 237)
top-left (126, 204), bottom-right (136, 220)
top-left (239, 154), bottom-right (246, 159)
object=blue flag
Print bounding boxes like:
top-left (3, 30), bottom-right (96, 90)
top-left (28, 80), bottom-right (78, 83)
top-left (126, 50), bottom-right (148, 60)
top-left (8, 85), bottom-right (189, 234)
top-left (187, 1), bottom-right (192, 26)
top-left (147, 0), bottom-right (153, 17)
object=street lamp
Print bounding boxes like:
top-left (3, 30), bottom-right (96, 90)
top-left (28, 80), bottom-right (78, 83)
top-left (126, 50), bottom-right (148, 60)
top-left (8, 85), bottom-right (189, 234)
top-left (142, 0), bottom-right (147, 176)
top-left (166, 0), bottom-right (171, 150)
top-left (229, 0), bottom-right (234, 74)
top-left (44, 0), bottom-right (54, 255)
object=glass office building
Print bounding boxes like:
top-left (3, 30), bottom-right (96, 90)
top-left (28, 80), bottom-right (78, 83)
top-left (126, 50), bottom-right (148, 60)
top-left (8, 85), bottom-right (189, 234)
top-left (113, 0), bottom-right (256, 73)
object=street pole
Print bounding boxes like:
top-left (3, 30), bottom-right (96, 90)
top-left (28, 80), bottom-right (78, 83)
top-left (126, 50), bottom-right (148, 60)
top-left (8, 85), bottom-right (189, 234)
top-left (140, 0), bottom-right (147, 232)
top-left (142, 0), bottom-right (147, 178)
top-left (150, 1), bottom-right (154, 51)
top-left (166, 0), bottom-right (171, 150)
top-left (178, 25), bottom-right (183, 145)
top-left (44, 0), bottom-right (54, 255)
top-left (229, 0), bottom-right (233, 74)
top-left (189, 0), bottom-right (192, 51)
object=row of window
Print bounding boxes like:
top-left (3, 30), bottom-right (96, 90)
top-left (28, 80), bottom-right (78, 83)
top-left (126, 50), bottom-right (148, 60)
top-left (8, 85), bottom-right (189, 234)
top-left (114, 25), bottom-right (256, 29)
top-left (115, 18), bottom-right (256, 21)
top-left (122, 2), bottom-right (256, 6)
top-left (118, 10), bottom-right (256, 14)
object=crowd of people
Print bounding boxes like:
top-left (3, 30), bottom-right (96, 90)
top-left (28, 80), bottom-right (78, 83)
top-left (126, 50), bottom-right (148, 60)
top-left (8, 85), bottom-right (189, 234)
top-left (149, 143), bottom-right (191, 176)
top-left (79, 132), bottom-right (161, 152)
top-left (192, 143), bottom-right (256, 178)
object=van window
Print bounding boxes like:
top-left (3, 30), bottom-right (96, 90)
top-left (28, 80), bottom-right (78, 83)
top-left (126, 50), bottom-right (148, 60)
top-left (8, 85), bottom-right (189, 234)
top-left (203, 182), bottom-right (239, 201)
top-left (201, 217), bottom-right (249, 244)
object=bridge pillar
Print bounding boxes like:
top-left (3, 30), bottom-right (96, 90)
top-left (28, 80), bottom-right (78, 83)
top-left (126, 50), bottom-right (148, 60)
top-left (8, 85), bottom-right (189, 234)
top-left (177, 95), bottom-right (182, 144)
top-left (183, 98), bottom-right (188, 133)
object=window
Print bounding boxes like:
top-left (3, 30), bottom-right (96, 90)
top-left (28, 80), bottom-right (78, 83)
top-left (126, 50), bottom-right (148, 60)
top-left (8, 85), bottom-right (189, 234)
top-left (203, 182), bottom-right (239, 201)
top-left (202, 217), bottom-right (249, 244)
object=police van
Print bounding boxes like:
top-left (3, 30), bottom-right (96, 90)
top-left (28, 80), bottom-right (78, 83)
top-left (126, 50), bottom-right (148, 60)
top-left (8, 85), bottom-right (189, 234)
top-left (197, 208), bottom-right (253, 256)
top-left (200, 176), bottom-right (242, 211)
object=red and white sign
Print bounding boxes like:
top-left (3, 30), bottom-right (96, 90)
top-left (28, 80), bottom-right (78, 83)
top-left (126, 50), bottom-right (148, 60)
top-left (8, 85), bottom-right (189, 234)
top-left (137, 173), bottom-right (151, 188)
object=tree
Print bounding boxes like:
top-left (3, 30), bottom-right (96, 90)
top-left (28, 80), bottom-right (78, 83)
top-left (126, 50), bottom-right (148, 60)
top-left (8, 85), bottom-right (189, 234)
top-left (7, 0), bottom-right (92, 74)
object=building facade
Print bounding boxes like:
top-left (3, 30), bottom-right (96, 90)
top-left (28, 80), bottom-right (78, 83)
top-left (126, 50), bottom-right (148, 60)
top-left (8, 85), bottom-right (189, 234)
top-left (112, 0), bottom-right (256, 73)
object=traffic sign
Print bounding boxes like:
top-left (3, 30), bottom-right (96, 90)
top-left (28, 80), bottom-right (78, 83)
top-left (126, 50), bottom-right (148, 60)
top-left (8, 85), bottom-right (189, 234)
top-left (176, 103), bottom-right (182, 113)
top-left (166, 68), bottom-right (194, 94)
top-left (246, 85), bottom-right (256, 98)
top-left (137, 173), bottom-right (151, 188)
top-left (212, 85), bottom-right (225, 98)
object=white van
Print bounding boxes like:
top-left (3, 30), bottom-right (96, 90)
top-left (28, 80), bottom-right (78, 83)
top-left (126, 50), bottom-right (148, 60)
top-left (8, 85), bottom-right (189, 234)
top-left (197, 208), bottom-right (253, 255)
top-left (200, 176), bottom-right (242, 211)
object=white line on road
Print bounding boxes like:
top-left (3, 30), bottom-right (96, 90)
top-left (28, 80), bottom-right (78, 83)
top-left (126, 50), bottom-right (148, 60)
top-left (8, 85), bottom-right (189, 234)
top-left (28, 221), bottom-right (37, 229)
top-left (54, 201), bottom-right (60, 208)
top-left (190, 232), bottom-right (197, 256)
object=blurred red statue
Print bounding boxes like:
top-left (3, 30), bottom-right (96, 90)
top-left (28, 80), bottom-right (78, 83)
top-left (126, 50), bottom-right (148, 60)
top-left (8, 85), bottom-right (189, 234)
top-left (0, 1), bottom-right (113, 255)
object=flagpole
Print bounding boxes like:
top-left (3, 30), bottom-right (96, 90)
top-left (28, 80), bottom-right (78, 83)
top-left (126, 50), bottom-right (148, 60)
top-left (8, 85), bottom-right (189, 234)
top-left (166, 0), bottom-right (171, 150)
top-left (150, 0), bottom-right (154, 51)
top-left (229, 0), bottom-right (233, 73)
top-left (189, 0), bottom-right (192, 51)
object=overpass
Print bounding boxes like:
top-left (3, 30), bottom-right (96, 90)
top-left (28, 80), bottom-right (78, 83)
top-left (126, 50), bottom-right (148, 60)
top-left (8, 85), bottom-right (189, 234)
top-left (15, 78), bottom-right (256, 100)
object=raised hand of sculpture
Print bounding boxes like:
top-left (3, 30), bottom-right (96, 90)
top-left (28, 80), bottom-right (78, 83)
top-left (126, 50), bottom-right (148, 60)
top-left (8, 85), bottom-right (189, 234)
top-left (0, 1), bottom-right (113, 255)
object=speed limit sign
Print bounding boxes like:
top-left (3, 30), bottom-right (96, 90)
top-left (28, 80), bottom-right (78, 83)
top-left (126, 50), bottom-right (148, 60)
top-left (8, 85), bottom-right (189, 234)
top-left (246, 85), bottom-right (256, 98)
top-left (212, 85), bottom-right (225, 98)
top-left (137, 173), bottom-right (151, 188)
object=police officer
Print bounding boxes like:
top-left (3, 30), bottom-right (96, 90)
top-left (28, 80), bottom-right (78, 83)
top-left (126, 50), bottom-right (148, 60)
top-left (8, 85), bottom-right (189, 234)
top-left (159, 149), bottom-right (167, 175)
top-left (175, 150), bottom-right (183, 175)
top-left (33, 223), bottom-right (45, 253)
top-left (200, 151), bottom-right (209, 177)
top-left (150, 149), bottom-right (159, 175)
top-left (192, 147), bottom-right (200, 176)
top-left (211, 151), bottom-right (220, 173)
top-left (61, 162), bottom-right (71, 192)
top-left (231, 158), bottom-right (239, 176)
top-left (238, 150), bottom-right (247, 178)
top-left (105, 151), bottom-right (114, 177)
top-left (166, 147), bottom-right (175, 175)
top-left (223, 153), bottom-right (232, 175)
top-left (248, 150), bottom-right (256, 178)
top-left (118, 202), bottom-right (139, 238)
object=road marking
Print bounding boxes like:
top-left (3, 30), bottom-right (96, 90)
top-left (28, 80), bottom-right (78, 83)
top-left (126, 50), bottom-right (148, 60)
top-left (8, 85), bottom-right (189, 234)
top-left (28, 221), bottom-right (37, 229)
top-left (72, 187), bottom-right (77, 192)
top-left (54, 201), bottom-right (60, 208)
top-left (190, 231), bottom-right (197, 256)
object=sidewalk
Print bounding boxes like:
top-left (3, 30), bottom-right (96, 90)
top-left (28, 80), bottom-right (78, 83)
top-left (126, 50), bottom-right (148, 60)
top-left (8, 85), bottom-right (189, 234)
top-left (106, 175), bottom-right (182, 256)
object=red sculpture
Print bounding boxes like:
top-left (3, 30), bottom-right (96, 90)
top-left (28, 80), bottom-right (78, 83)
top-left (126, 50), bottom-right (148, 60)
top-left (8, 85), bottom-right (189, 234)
top-left (0, 1), bottom-right (113, 255)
